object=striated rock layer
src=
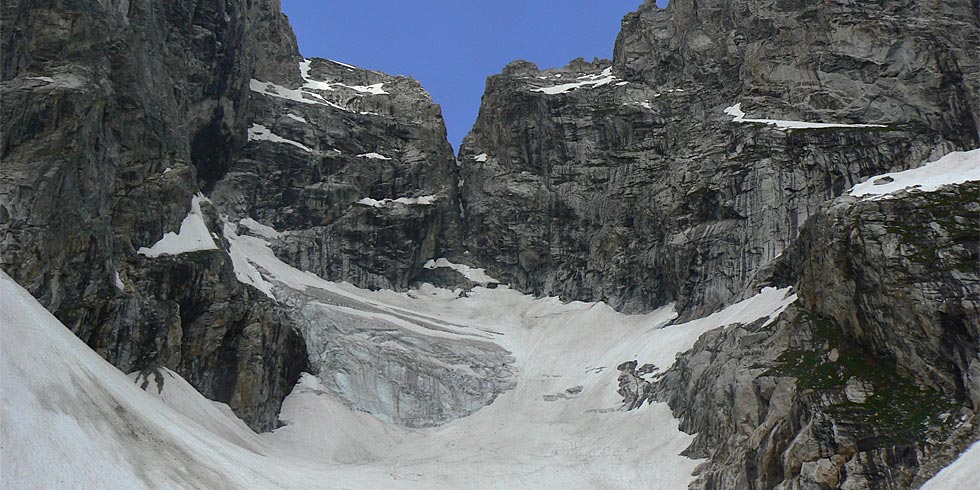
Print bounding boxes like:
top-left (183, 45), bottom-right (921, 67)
top-left (459, 0), bottom-right (980, 318)
top-left (647, 182), bottom-right (979, 489)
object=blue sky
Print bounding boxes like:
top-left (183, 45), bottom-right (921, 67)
top-left (281, 1), bottom-right (668, 151)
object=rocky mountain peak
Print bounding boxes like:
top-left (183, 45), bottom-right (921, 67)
top-left (2, 0), bottom-right (978, 488)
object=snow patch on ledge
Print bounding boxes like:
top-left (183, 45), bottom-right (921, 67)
top-left (138, 195), bottom-right (218, 258)
top-left (850, 149), bottom-right (980, 199)
top-left (724, 103), bottom-right (886, 131)
top-left (357, 152), bottom-right (391, 160)
top-left (249, 79), bottom-right (356, 114)
top-left (423, 258), bottom-right (498, 285)
top-left (248, 124), bottom-right (312, 152)
top-left (533, 67), bottom-right (616, 95)
top-left (328, 59), bottom-right (357, 70)
top-left (357, 196), bottom-right (439, 207)
top-left (300, 60), bottom-right (388, 95)
top-left (473, 153), bottom-right (489, 163)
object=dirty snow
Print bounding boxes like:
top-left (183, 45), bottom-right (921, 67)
top-left (849, 149), bottom-right (980, 199)
top-left (652, 88), bottom-right (685, 98)
top-left (248, 123), bottom-right (312, 152)
top-left (724, 103), bottom-right (887, 131)
top-left (137, 195), bottom-right (218, 257)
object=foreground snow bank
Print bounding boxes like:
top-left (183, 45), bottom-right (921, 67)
top-left (0, 271), bottom-right (276, 489)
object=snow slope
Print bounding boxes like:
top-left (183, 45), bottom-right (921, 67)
top-left (137, 194), bottom-right (218, 257)
top-left (849, 149), bottom-right (980, 199)
top-left (3, 244), bottom-right (970, 489)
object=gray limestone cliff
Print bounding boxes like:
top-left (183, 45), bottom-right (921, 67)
top-left (458, 0), bottom-right (979, 318)
top-left (1, 0), bottom-right (462, 430)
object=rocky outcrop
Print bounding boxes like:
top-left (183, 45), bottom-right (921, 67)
top-left (212, 57), bottom-right (462, 291)
top-left (459, 0), bottom-right (980, 318)
top-left (794, 183), bottom-right (980, 410)
top-left (1, 0), bottom-right (460, 430)
top-left (646, 181), bottom-right (979, 489)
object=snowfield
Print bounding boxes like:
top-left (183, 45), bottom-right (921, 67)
top-left (849, 149), bottom-right (980, 199)
top-left (5, 231), bottom-right (972, 489)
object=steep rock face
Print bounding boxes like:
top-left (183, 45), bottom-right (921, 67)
top-left (459, 0), bottom-right (980, 317)
top-left (646, 182), bottom-right (979, 489)
top-left (1, 0), bottom-right (305, 431)
top-left (212, 57), bottom-right (462, 291)
top-left (1, 0), bottom-right (460, 430)
top-left (794, 183), bottom-right (980, 409)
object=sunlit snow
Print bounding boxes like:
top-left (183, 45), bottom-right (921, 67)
top-left (724, 103), bottom-right (887, 131)
top-left (533, 67), bottom-right (617, 95)
top-left (299, 59), bottom-right (388, 95)
top-left (249, 79), bottom-right (355, 113)
top-left (849, 149), bottom-right (980, 199)
top-left (357, 152), bottom-right (391, 160)
top-left (137, 194), bottom-right (218, 257)
top-left (239, 217), bottom-right (281, 240)
top-left (357, 195), bottom-right (439, 207)
top-left (248, 123), bottom-right (312, 152)
top-left (1, 255), bottom-right (803, 490)
top-left (920, 441), bottom-right (980, 490)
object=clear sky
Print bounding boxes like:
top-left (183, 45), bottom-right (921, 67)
top-left (281, 0), bottom-right (669, 152)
